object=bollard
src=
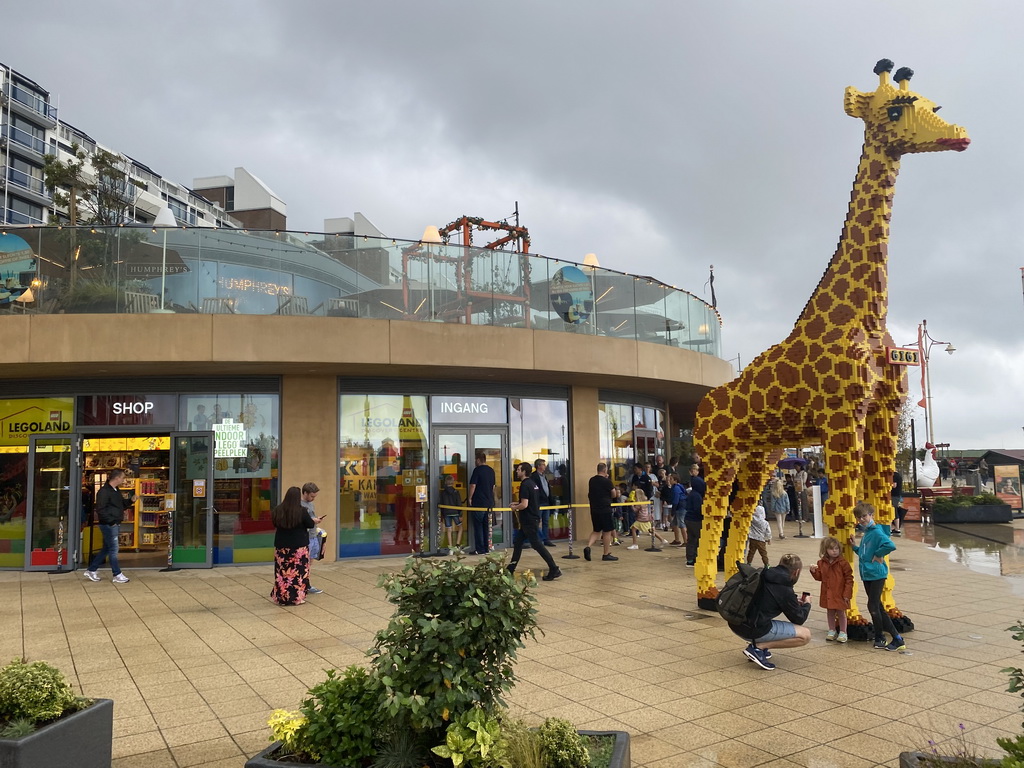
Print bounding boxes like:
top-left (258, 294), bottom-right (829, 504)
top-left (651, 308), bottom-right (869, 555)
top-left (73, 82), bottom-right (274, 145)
top-left (562, 504), bottom-right (580, 560)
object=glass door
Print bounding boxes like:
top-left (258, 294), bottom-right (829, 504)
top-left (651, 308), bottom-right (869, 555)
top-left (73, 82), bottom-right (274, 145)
top-left (431, 430), bottom-right (507, 552)
top-left (170, 432), bottom-right (214, 568)
top-left (25, 434), bottom-right (78, 571)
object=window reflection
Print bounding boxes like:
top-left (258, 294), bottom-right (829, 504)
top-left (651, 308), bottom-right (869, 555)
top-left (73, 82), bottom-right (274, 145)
top-left (509, 398), bottom-right (570, 537)
top-left (598, 403), bottom-right (665, 486)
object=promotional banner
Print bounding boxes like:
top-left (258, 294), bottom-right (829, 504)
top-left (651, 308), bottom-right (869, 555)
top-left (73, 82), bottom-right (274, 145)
top-left (994, 465), bottom-right (1022, 511)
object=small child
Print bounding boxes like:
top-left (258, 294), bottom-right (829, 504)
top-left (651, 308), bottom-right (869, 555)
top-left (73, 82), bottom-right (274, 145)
top-left (745, 504), bottom-right (772, 566)
top-left (439, 475), bottom-right (463, 551)
top-left (809, 535), bottom-right (854, 643)
top-left (627, 489), bottom-right (672, 549)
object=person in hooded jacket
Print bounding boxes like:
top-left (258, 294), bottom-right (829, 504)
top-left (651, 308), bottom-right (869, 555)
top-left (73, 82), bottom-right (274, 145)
top-left (851, 501), bottom-right (905, 651)
top-left (745, 504), bottom-right (772, 567)
top-left (726, 553), bottom-right (811, 670)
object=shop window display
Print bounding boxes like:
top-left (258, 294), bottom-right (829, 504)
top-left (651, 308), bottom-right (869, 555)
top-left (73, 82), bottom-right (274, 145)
top-left (178, 394), bottom-right (279, 564)
top-left (339, 395), bottom-right (429, 557)
top-left (509, 398), bottom-right (570, 539)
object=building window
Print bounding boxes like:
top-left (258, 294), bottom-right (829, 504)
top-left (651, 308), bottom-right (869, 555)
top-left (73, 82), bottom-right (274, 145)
top-left (509, 397), bottom-right (571, 537)
top-left (598, 402), bottom-right (665, 486)
top-left (178, 394), bottom-right (280, 565)
top-left (338, 395), bottom-right (428, 558)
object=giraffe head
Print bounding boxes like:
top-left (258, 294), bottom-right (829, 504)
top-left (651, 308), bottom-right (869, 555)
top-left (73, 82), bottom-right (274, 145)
top-left (844, 59), bottom-right (970, 156)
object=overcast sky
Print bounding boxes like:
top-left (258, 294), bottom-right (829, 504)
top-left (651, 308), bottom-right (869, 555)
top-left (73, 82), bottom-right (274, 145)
top-left (7, 1), bottom-right (1022, 450)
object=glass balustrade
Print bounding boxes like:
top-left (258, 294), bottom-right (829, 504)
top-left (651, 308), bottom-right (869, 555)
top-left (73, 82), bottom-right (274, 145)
top-left (0, 226), bottom-right (723, 357)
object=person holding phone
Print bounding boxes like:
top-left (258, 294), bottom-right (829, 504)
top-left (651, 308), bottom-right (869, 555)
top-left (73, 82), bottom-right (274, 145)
top-left (301, 482), bottom-right (326, 594)
top-left (726, 553), bottom-right (811, 671)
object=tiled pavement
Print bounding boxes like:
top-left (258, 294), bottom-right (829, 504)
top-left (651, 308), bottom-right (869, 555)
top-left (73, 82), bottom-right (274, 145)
top-left (2, 520), bottom-right (1023, 768)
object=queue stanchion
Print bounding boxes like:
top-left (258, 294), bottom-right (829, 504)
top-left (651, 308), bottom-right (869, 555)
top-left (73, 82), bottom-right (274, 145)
top-left (562, 504), bottom-right (579, 560)
top-left (160, 494), bottom-right (179, 572)
top-left (644, 502), bottom-right (662, 551)
top-left (486, 507), bottom-right (494, 553)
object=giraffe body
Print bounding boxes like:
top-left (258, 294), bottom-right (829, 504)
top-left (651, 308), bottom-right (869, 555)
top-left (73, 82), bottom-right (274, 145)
top-left (692, 61), bottom-right (969, 612)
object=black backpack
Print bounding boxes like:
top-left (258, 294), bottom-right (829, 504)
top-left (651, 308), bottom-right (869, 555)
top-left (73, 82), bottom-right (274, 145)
top-left (717, 562), bottom-right (764, 625)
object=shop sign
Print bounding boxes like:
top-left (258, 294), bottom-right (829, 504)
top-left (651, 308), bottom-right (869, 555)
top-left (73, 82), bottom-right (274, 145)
top-left (430, 396), bottom-right (507, 425)
top-left (0, 398), bottom-right (74, 446)
top-left (213, 419), bottom-right (248, 458)
top-left (78, 395), bottom-right (177, 427)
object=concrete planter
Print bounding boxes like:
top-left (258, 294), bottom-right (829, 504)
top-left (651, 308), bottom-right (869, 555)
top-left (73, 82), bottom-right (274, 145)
top-left (899, 751), bottom-right (1000, 767)
top-left (246, 730), bottom-right (631, 767)
top-left (0, 698), bottom-right (113, 768)
top-left (932, 504), bottom-right (1012, 524)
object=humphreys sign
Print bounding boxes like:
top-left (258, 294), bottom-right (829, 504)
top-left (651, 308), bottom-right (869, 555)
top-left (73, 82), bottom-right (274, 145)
top-left (430, 396), bottom-right (507, 425)
top-left (0, 398), bottom-right (74, 445)
top-left (78, 395), bottom-right (178, 427)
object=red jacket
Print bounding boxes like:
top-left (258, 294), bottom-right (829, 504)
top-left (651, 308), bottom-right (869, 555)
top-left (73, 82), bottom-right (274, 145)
top-left (811, 556), bottom-right (853, 610)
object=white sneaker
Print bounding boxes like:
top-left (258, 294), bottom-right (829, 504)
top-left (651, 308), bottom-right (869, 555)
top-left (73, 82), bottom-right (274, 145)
top-left (84, 570), bottom-right (100, 582)
top-left (627, 544), bottom-right (639, 550)
top-left (112, 574), bottom-right (130, 584)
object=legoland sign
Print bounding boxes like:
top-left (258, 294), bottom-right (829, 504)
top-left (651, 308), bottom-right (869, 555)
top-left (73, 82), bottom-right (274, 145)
top-left (0, 399), bottom-right (74, 445)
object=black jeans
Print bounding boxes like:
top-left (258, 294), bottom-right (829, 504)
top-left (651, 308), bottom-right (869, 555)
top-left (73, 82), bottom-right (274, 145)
top-left (508, 519), bottom-right (558, 574)
top-left (685, 519), bottom-right (702, 563)
top-left (864, 578), bottom-right (899, 640)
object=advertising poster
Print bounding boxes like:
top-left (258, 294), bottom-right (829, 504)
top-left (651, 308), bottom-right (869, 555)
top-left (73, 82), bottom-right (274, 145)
top-left (994, 465), bottom-right (1022, 511)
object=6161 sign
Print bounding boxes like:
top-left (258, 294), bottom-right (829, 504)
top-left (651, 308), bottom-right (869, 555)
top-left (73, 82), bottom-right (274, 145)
top-left (887, 347), bottom-right (920, 365)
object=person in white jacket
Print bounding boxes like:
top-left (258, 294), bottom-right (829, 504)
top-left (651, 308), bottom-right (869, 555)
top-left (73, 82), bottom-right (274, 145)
top-left (746, 504), bottom-right (772, 567)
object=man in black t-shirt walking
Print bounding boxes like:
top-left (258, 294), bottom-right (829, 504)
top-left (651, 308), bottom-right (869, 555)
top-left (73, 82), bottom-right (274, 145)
top-left (508, 463), bottom-right (561, 581)
top-left (583, 463), bottom-right (618, 563)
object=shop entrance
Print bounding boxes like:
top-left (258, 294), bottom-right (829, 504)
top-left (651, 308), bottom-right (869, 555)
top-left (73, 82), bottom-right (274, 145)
top-left (432, 429), bottom-right (508, 552)
top-left (23, 431), bottom-right (214, 571)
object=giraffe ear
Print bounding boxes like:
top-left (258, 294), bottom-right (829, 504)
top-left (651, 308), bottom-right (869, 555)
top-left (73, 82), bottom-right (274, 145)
top-left (844, 86), bottom-right (870, 119)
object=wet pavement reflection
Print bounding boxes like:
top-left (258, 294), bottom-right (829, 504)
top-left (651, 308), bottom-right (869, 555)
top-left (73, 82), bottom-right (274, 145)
top-left (898, 518), bottom-right (1024, 578)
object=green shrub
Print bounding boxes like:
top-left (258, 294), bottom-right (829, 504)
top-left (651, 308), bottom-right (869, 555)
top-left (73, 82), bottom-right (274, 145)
top-left (298, 666), bottom-right (382, 766)
top-left (371, 555), bottom-right (538, 730)
top-left (431, 707), bottom-right (509, 768)
top-left (934, 492), bottom-right (1008, 512)
top-left (539, 717), bottom-right (590, 768)
top-left (501, 719), bottom-right (544, 768)
top-left (0, 717), bottom-right (36, 739)
top-left (0, 659), bottom-right (78, 724)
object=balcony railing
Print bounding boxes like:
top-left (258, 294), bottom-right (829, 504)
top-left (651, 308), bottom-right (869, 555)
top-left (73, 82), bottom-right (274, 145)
top-left (1, 207), bottom-right (45, 225)
top-left (0, 123), bottom-right (48, 155)
top-left (2, 165), bottom-right (48, 197)
top-left (0, 226), bottom-right (723, 356)
top-left (3, 83), bottom-right (58, 121)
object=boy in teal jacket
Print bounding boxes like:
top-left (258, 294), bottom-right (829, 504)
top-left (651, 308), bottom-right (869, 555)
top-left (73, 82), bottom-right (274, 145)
top-left (851, 502), bottom-right (904, 651)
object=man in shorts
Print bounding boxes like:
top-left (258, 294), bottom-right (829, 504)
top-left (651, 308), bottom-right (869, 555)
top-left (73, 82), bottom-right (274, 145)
top-left (726, 553), bottom-right (810, 670)
top-left (583, 463), bottom-right (618, 562)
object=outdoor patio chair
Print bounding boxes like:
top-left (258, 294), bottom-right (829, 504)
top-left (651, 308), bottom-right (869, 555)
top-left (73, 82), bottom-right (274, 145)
top-left (200, 297), bottom-right (237, 314)
top-left (125, 291), bottom-right (160, 313)
top-left (277, 294), bottom-right (310, 315)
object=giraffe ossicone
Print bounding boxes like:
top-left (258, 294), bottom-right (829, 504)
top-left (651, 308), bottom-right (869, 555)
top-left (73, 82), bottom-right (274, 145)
top-left (692, 61), bottom-right (969, 622)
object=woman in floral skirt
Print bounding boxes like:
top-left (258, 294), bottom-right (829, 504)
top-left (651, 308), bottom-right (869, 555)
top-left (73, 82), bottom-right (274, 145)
top-left (271, 486), bottom-right (315, 606)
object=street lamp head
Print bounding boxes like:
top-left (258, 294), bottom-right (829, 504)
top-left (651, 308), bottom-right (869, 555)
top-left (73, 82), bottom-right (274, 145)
top-left (944, 344), bottom-right (956, 355)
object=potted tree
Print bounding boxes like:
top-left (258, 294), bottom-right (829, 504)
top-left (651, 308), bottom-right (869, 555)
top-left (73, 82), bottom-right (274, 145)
top-left (245, 555), bottom-right (630, 767)
top-left (0, 658), bottom-right (113, 768)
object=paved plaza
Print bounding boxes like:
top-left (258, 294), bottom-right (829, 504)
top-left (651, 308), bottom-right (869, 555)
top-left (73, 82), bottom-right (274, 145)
top-left (2, 520), bottom-right (1023, 768)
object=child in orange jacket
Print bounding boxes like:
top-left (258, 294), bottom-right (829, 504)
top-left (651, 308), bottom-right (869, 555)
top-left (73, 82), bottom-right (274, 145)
top-left (808, 536), bottom-right (854, 643)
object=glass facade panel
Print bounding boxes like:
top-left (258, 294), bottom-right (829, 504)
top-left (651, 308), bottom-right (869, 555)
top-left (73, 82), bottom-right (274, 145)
top-left (178, 394), bottom-right (279, 564)
top-left (509, 398), bottom-right (571, 538)
top-left (339, 395), bottom-right (429, 558)
top-left (598, 402), bottom-right (665, 487)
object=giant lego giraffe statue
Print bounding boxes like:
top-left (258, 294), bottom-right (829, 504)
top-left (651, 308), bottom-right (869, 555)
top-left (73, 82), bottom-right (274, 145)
top-left (692, 60), bottom-right (969, 614)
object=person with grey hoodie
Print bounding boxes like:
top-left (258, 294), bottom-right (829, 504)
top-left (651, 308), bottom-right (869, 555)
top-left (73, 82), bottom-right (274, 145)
top-left (746, 504), bottom-right (772, 567)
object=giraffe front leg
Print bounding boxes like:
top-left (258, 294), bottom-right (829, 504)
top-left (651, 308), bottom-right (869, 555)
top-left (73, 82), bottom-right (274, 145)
top-left (820, 419), bottom-right (869, 627)
top-left (864, 405), bottom-right (909, 630)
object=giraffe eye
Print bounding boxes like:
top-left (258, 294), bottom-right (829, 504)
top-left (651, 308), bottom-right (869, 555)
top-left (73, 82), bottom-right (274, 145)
top-left (887, 106), bottom-right (904, 122)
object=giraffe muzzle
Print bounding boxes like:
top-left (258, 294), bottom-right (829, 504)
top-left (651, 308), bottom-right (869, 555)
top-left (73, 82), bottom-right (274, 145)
top-left (936, 137), bottom-right (971, 151)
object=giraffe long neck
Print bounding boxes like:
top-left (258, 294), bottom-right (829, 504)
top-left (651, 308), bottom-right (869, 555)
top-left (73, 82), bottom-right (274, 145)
top-left (796, 143), bottom-right (901, 334)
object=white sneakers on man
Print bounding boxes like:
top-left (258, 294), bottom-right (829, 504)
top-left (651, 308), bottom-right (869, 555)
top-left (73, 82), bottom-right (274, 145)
top-left (84, 570), bottom-right (100, 582)
top-left (112, 574), bottom-right (130, 584)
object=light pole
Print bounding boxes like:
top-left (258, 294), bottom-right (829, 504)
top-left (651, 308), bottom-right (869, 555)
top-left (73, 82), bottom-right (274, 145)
top-left (153, 205), bottom-right (177, 311)
top-left (916, 319), bottom-right (956, 446)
